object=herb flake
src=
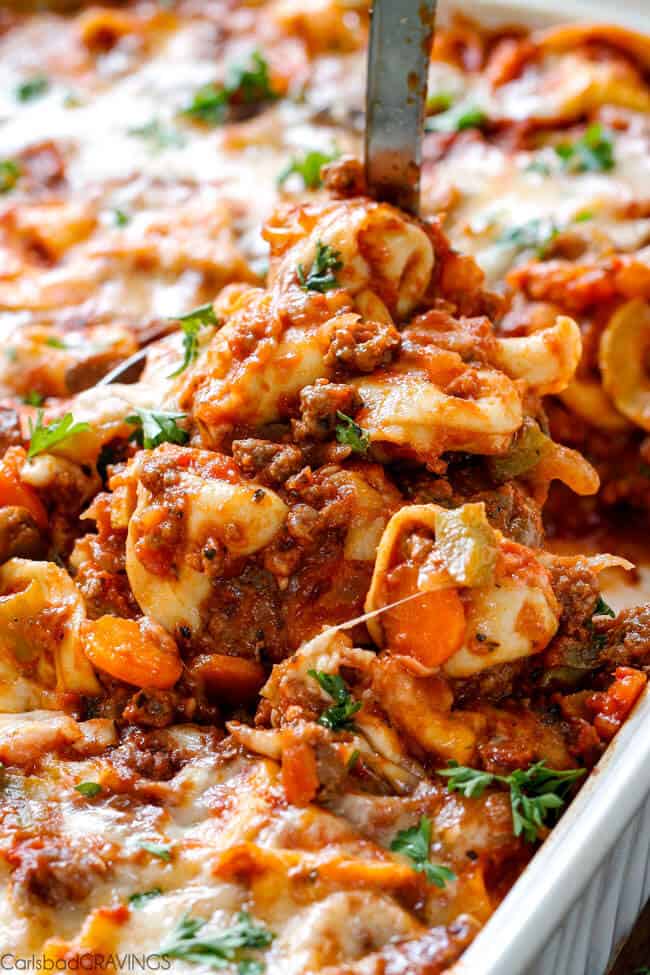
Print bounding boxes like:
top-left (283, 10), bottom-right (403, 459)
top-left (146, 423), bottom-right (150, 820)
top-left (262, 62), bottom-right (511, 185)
top-left (390, 816), bottom-right (456, 888)
top-left (27, 411), bottom-right (91, 459)
top-left (278, 148), bottom-right (338, 190)
top-left (183, 50), bottom-right (276, 126)
top-left (129, 888), bottom-right (163, 909)
top-left (335, 411), bottom-right (370, 454)
top-left (0, 159), bottom-right (21, 194)
top-left (74, 781), bottom-right (102, 797)
top-left (168, 302), bottom-right (219, 377)
top-left (425, 103), bottom-right (487, 133)
top-left (297, 240), bottom-right (342, 293)
top-left (555, 123), bottom-right (615, 174)
top-left (126, 408), bottom-right (189, 450)
top-left (438, 760), bottom-right (586, 842)
top-left (16, 75), bottom-right (49, 102)
top-left (308, 669), bottom-right (361, 731)
top-left (139, 841), bottom-right (172, 861)
top-left (160, 911), bottom-right (274, 972)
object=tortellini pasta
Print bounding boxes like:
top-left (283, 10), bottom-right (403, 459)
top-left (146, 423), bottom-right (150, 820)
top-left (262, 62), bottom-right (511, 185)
top-left (0, 559), bottom-right (99, 709)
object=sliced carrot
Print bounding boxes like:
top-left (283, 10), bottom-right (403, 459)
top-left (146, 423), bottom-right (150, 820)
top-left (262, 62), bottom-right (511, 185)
top-left (0, 446), bottom-right (48, 531)
top-left (191, 653), bottom-right (266, 704)
top-left (382, 564), bottom-right (466, 668)
top-left (281, 735), bottom-right (319, 806)
top-left (82, 615), bottom-right (182, 689)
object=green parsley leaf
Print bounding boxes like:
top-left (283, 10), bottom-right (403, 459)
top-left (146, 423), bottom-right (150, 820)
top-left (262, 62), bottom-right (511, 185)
top-left (437, 761), bottom-right (496, 799)
top-left (346, 749), bottom-right (361, 771)
top-left (129, 118), bottom-right (186, 152)
top-left (160, 911), bottom-right (274, 971)
top-left (183, 50), bottom-right (276, 126)
top-left (426, 91), bottom-right (454, 113)
top-left (16, 75), bottom-right (49, 102)
top-left (27, 411), bottom-right (91, 459)
top-left (297, 240), bottom-right (342, 293)
top-left (308, 669), bottom-right (361, 731)
top-left (112, 208), bottom-right (130, 227)
top-left (129, 888), bottom-right (163, 909)
top-left (22, 391), bottom-right (45, 407)
top-left (438, 760), bottom-right (586, 842)
top-left (425, 103), bottom-right (487, 133)
top-left (574, 210), bottom-right (594, 223)
top-left (0, 159), bottom-right (21, 194)
top-left (507, 762), bottom-right (585, 843)
top-left (168, 302), bottom-right (219, 377)
top-left (45, 336), bottom-right (66, 349)
top-left (497, 217), bottom-right (559, 257)
top-left (390, 816), bottom-right (456, 888)
top-left (555, 123), bottom-right (615, 174)
top-left (277, 148), bottom-right (339, 190)
top-left (126, 408), bottom-right (189, 450)
top-left (335, 411), bottom-right (370, 454)
top-left (74, 781), bottom-right (102, 798)
top-left (592, 595), bottom-right (615, 618)
top-left (182, 83), bottom-right (228, 125)
top-left (139, 841), bottom-right (172, 861)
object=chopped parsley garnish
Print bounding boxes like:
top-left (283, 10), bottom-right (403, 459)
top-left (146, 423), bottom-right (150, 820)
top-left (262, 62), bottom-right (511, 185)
top-left (497, 217), bottom-right (559, 257)
top-left (438, 760), bottom-right (586, 843)
top-left (574, 210), bottom-right (594, 223)
top-left (308, 669), bottom-right (361, 731)
top-left (138, 841), bottom-right (172, 861)
top-left (112, 208), bottom-right (130, 227)
top-left (45, 336), bottom-right (66, 349)
top-left (129, 888), bottom-right (163, 909)
top-left (346, 749), bottom-right (361, 771)
top-left (74, 781), bottom-right (102, 797)
top-left (335, 411), bottom-right (370, 454)
top-left (182, 50), bottom-right (276, 126)
top-left (160, 911), bottom-right (274, 972)
top-left (296, 240), bottom-right (342, 292)
top-left (22, 391), bottom-right (45, 407)
top-left (168, 302), bottom-right (219, 377)
top-left (390, 816), bottom-right (456, 888)
top-left (126, 408), bottom-right (189, 450)
top-left (426, 91), bottom-right (453, 112)
top-left (0, 159), bottom-right (21, 194)
top-left (585, 595), bottom-right (615, 652)
top-left (129, 118), bottom-right (186, 152)
top-left (555, 123), bottom-right (615, 173)
top-left (425, 103), bottom-right (487, 133)
top-left (16, 75), bottom-right (49, 102)
top-left (592, 595), bottom-right (615, 618)
top-left (277, 148), bottom-right (338, 190)
top-left (27, 411), bottom-right (91, 459)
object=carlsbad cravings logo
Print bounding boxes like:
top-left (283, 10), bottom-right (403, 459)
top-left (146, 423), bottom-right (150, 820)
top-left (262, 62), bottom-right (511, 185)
top-left (0, 957), bottom-right (171, 971)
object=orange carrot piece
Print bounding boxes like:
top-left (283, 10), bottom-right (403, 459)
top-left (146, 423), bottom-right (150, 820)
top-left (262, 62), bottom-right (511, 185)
top-left (82, 615), bottom-right (182, 689)
top-left (382, 565), bottom-right (466, 668)
top-left (281, 735), bottom-right (319, 806)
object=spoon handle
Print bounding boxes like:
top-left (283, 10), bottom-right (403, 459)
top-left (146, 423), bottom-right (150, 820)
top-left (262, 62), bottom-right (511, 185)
top-left (365, 0), bottom-right (437, 215)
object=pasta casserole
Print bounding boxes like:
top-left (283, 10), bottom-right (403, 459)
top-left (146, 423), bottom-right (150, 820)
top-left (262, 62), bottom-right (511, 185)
top-left (0, 3), bottom-right (648, 973)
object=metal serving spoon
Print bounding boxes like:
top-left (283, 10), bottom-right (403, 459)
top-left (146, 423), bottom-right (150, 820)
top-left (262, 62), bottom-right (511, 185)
top-left (100, 1), bottom-right (437, 387)
top-left (365, 0), bottom-right (438, 215)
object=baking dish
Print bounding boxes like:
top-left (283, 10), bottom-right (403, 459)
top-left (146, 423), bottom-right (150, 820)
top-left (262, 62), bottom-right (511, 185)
top-left (440, 2), bottom-right (650, 971)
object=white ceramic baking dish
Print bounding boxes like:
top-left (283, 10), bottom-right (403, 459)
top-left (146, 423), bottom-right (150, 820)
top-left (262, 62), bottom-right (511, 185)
top-left (439, 1), bottom-right (650, 971)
